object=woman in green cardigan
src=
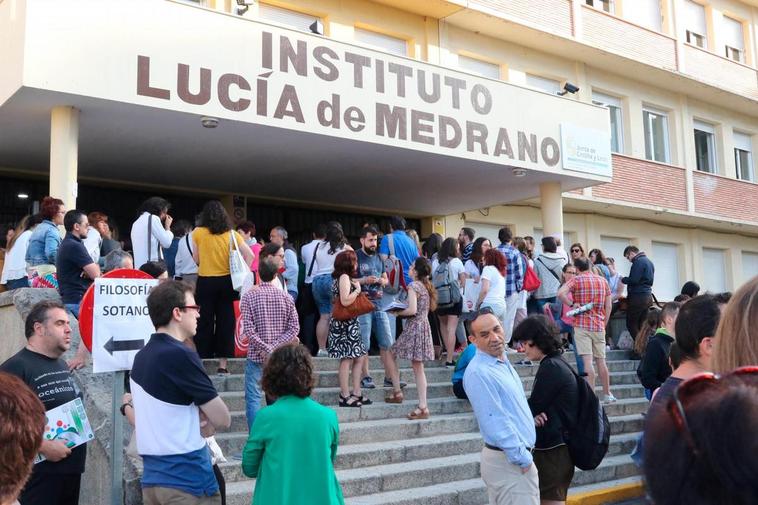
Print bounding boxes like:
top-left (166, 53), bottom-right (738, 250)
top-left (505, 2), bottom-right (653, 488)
top-left (242, 344), bottom-right (344, 505)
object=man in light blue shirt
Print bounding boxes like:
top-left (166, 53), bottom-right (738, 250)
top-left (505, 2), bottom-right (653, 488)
top-left (464, 312), bottom-right (539, 505)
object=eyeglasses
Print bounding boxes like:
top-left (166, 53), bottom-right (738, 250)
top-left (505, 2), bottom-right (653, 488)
top-left (669, 366), bottom-right (758, 455)
top-left (178, 305), bottom-right (201, 312)
top-left (571, 248), bottom-right (581, 253)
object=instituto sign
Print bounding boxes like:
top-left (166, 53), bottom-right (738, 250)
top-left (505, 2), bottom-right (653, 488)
top-left (15, 0), bottom-right (612, 178)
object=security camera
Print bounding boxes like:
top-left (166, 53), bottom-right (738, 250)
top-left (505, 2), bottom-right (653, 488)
top-left (309, 20), bottom-right (324, 35)
top-left (558, 82), bottom-right (580, 96)
top-left (235, 0), bottom-right (254, 14)
top-left (200, 117), bottom-right (219, 129)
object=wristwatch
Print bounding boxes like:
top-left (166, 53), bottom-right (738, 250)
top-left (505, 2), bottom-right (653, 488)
top-left (120, 401), bottom-right (133, 416)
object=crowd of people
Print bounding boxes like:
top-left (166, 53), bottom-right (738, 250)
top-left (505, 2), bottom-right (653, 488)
top-left (0, 194), bottom-right (757, 505)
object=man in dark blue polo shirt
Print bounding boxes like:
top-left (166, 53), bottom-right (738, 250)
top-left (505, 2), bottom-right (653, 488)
top-left (56, 210), bottom-right (101, 318)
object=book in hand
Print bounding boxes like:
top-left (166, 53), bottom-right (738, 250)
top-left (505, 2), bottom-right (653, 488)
top-left (35, 397), bottom-right (94, 464)
top-left (381, 299), bottom-right (409, 312)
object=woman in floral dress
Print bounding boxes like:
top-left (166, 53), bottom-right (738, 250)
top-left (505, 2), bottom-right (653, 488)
top-left (328, 250), bottom-right (372, 408)
top-left (386, 257), bottom-right (438, 420)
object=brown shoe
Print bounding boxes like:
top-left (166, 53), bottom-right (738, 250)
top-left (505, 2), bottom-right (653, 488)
top-left (385, 390), bottom-right (404, 404)
top-left (407, 407), bottom-right (430, 420)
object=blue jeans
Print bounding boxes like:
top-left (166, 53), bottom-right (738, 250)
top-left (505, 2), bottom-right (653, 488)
top-left (65, 303), bottom-right (81, 319)
top-left (245, 360), bottom-right (264, 430)
top-left (358, 310), bottom-right (393, 351)
top-left (312, 274), bottom-right (333, 315)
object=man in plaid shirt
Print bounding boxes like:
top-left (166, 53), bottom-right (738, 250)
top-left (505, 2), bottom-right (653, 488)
top-left (240, 258), bottom-right (300, 429)
top-left (557, 257), bottom-right (615, 403)
top-left (496, 227), bottom-right (524, 344)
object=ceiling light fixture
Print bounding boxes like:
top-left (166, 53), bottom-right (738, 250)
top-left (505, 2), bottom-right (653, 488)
top-left (17, 193), bottom-right (28, 199)
top-left (512, 168), bottom-right (527, 177)
top-left (201, 117), bottom-right (219, 128)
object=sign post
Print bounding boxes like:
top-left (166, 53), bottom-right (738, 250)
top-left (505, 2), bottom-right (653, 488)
top-left (80, 270), bottom-right (157, 505)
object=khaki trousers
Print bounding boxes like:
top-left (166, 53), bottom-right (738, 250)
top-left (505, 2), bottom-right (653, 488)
top-left (480, 447), bottom-right (540, 505)
top-left (143, 487), bottom-right (221, 505)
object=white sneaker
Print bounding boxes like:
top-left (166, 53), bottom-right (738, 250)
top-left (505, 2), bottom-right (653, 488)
top-left (317, 349), bottom-right (329, 358)
top-left (601, 393), bottom-right (617, 404)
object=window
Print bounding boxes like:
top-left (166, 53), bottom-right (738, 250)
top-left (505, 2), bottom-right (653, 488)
top-left (694, 120), bottom-right (717, 173)
top-left (457, 55), bottom-right (500, 79)
top-left (624, 0), bottom-right (662, 31)
top-left (702, 248), bottom-right (727, 292)
top-left (466, 222), bottom-right (512, 246)
top-left (585, 0), bottom-right (614, 13)
top-left (734, 131), bottom-right (754, 181)
top-left (643, 108), bottom-right (670, 163)
top-left (601, 236), bottom-right (632, 277)
top-left (526, 74), bottom-right (562, 94)
top-left (742, 252), bottom-right (758, 285)
top-left (723, 16), bottom-right (745, 62)
top-left (652, 242), bottom-right (680, 301)
top-left (683, 1), bottom-right (707, 48)
top-left (353, 28), bottom-right (407, 56)
top-left (592, 92), bottom-right (624, 153)
top-left (259, 4), bottom-right (319, 32)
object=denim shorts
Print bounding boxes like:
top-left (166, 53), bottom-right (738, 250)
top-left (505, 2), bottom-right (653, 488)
top-left (312, 274), bottom-right (334, 315)
top-left (358, 310), bottom-right (394, 350)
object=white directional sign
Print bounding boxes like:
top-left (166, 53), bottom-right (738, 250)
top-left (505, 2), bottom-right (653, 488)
top-left (92, 277), bottom-right (158, 373)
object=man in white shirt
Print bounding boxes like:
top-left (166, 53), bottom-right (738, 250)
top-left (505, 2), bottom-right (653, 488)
top-left (299, 223), bottom-right (326, 355)
top-left (130, 197), bottom-right (173, 268)
top-left (269, 226), bottom-right (299, 302)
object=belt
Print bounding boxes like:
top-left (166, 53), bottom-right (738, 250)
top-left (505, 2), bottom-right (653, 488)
top-left (485, 443), bottom-right (534, 453)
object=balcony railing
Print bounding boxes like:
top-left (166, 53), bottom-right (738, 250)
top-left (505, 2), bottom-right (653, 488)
top-left (580, 6), bottom-right (677, 71)
top-left (592, 154), bottom-right (688, 212)
top-left (682, 44), bottom-right (758, 101)
top-left (693, 171), bottom-right (758, 224)
top-left (468, 0), bottom-right (573, 38)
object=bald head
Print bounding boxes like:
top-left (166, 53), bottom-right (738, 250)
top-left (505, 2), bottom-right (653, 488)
top-left (470, 313), bottom-right (506, 358)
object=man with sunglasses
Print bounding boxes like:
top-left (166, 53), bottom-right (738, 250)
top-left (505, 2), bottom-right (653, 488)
top-left (130, 281), bottom-right (231, 505)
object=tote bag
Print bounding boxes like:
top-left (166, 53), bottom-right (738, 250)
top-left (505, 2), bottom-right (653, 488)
top-left (229, 231), bottom-right (249, 292)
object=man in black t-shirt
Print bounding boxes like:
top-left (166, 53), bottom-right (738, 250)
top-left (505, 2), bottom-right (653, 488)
top-left (0, 300), bottom-right (87, 505)
top-left (56, 210), bottom-right (101, 319)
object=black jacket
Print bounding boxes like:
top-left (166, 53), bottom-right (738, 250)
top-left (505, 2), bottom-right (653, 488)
top-left (622, 252), bottom-right (654, 296)
top-left (528, 352), bottom-right (579, 449)
top-left (637, 329), bottom-right (674, 390)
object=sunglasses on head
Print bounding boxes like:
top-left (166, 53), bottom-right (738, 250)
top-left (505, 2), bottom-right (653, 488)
top-left (472, 306), bottom-right (494, 318)
top-left (669, 366), bottom-right (758, 455)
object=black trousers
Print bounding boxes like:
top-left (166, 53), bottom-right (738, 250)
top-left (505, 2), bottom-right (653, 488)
top-left (453, 381), bottom-right (468, 400)
top-left (194, 275), bottom-right (238, 359)
top-left (626, 293), bottom-right (653, 340)
top-left (19, 472), bottom-right (81, 505)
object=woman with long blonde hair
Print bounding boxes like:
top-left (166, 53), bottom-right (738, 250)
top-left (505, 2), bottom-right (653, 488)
top-left (712, 276), bottom-right (758, 372)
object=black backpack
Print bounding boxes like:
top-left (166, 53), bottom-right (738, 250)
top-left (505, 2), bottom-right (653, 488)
top-left (559, 359), bottom-right (611, 470)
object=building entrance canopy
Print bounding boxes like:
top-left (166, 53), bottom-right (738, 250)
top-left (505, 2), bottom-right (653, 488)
top-left (0, 0), bottom-right (611, 215)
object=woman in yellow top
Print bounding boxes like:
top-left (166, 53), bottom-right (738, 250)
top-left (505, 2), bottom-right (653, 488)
top-left (192, 200), bottom-right (254, 374)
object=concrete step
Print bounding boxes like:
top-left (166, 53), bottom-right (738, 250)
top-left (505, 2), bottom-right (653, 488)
top-left (204, 350), bottom-right (635, 375)
top-left (210, 360), bottom-right (639, 392)
top-left (214, 410), bottom-right (642, 457)
top-left (218, 379), bottom-right (645, 412)
top-left (573, 454), bottom-right (640, 486)
top-left (218, 429), bottom-right (639, 485)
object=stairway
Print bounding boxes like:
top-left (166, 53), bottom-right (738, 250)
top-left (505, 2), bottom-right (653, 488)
top-left (202, 350), bottom-right (644, 505)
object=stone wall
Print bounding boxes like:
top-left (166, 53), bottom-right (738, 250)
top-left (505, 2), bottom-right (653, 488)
top-left (0, 288), bottom-right (119, 505)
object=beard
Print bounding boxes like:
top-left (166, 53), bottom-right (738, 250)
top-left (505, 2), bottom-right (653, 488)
top-left (363, 246), bottom-right (376, 255)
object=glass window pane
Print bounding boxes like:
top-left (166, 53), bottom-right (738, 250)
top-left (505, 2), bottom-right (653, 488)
top-left (609, 105), bottom-right (623, 153)
top-left (458, 55), bottom-right (500, 79)
top-left (644, 110), bottom-right (669, 163)
top-left (526, 74), bottom-right (562, 94)
top-left (742, 252), bottom-right (758, 285)
top-left (735, 149), bottom-right (753, 181)
top-left (259, 4), bottom-right (318, 32)
top-left (652, 242), bottom-right (679, 301)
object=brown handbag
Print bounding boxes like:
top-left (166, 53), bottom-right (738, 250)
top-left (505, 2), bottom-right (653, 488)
top-left (332, 291), bottom-right (375, 321)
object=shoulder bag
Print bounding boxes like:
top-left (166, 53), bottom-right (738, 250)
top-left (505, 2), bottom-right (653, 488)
top-left (332, 283), bottom-right (375, 321)
top-left (229, 231), bottom-right (250, 291)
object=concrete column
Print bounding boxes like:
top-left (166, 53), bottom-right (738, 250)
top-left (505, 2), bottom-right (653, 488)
top-left (571, 0), bottom-right (583, 40)
top-left (539, 182), bottom-right (564, 239)
top-left (678, 95), bottom-right (696, 213)
top-left (49, 106), bottom-right (79, 211)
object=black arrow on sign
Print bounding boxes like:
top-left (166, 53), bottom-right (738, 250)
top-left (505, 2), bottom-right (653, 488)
top-left (103, 337), bottom-right (145, 356)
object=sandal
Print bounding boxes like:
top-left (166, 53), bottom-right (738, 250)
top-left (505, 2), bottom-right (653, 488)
top-left (357, 394), bottom-right (373, 406)
top-left (339, 394), bottom-right (362, 408)
top-left (385, 390), bottom-right (404, 404)
top-left (407, 407), bottom-right (430, 420)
